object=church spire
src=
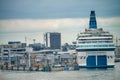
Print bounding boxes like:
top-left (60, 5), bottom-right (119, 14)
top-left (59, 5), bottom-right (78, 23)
top-left (89, 10), bottom-right (97, 29)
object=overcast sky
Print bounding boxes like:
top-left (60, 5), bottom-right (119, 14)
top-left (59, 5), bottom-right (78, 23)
top-left (0, 0), bottom-right (120, 44)
top-left (0, 0), bottom-right (120, 19)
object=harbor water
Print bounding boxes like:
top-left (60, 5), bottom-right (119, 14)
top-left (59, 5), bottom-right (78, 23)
top-left (0, 62), bottom-right (120, 80)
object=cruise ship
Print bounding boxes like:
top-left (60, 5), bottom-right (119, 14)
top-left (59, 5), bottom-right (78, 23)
top-left (76, 11), bottom-right (115, 68)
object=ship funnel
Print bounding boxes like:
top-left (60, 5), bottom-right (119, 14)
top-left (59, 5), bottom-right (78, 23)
top-left (89, 10), bottom-right (97, 29)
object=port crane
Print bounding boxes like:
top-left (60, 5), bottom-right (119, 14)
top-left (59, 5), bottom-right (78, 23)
top-left (114, 37), bottom-right (120, 46)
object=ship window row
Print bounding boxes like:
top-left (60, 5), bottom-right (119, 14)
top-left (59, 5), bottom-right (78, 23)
top-left (79, 38), bottom-right (112, 40)
top-left (80, 56), bottom-right (113, 60)
top-left (79, 35), bottom-right (113, 37)
top-left (80, 56), bottom-right (86, 59)
top-left (77, 44), bottom-right (114, 48)
top-left (79, 39), bottom-right (113, 41)
top-left (78, 41), bottom-right (113, 43)
top-left (80, 56), bottom-right (113, 59)
top-left (107, 56), bottom-right (113, 59)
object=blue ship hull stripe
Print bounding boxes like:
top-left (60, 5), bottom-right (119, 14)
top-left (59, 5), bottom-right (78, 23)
top-left (76, 48), bottom-right (115, 51)
top-left (78, 65), bottom-right (114, 68)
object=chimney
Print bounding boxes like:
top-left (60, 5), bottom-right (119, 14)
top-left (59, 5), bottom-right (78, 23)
top-left (89, 10), bottom-right (97, 29)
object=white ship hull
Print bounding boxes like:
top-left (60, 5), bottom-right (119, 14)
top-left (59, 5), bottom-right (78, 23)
top-left (77, 51), bottom-right (115, 68)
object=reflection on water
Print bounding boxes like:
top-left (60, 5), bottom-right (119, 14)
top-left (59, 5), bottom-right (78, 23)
top-left (0, 63), bottom-right (120, 80)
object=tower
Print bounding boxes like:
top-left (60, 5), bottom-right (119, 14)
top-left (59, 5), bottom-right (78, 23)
top-left (89, 10), bottom-right (97, 29)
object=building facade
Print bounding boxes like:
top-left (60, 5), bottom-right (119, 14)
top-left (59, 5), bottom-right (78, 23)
top-left (0, 41), bottom-right (27, 66)
top-left (44, 32), bottom-right (61, 49)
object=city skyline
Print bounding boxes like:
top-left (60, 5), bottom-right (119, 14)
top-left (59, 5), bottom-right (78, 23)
top-left (0, 0), bottom-right (120, 44)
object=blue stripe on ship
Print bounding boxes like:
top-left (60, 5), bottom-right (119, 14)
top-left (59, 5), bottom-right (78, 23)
top-left (78, 65), bottom-right (114, 68)
top-left (76, 48), bottom-right (115, 51)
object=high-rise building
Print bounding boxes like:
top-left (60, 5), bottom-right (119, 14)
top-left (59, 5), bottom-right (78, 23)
top-left (44, 32), bottom-right (61, 49)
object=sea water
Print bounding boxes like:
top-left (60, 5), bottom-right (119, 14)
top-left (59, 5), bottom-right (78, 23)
top-left (0, 62), bottom-right (120, 80)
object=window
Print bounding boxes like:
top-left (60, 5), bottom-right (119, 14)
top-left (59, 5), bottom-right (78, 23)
top-left (4, 50), bottom-right (8, 52)
top-left (80, 56), bottom-right (86, 59)
top-left (110, 56), bottom-right (113, 58)
top-left (80, 56), bottom-right (83, 59)
top-left (84, 56), bottom-right (86, 59)
top-left (107, 56), bottom-right (113, 59)
top-left (109, 45), bottom-right (114, 47)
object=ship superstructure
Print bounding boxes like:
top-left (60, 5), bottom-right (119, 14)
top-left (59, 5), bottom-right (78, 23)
top-left (76, 11), bottom-right (115, 68)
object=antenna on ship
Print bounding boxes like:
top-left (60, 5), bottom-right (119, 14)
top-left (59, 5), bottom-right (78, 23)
top-left (89, 10), bottom-right (97, 29)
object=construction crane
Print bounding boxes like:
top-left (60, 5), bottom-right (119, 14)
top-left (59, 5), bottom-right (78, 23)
top-left (25, 36), bottom-right (36, 45)
top-left (24, 33), bottom-right (41, 45)
top-left (114, 37), bottom-right (120, 46)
